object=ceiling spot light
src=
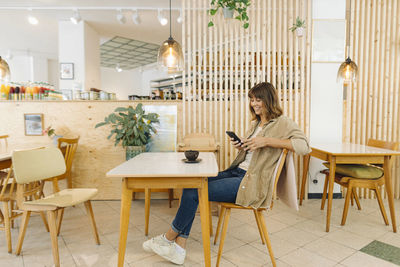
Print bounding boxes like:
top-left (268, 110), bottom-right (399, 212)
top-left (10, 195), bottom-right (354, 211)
top-left (70, 9), bottom-right (82, 24)
top-left (158, 0), bottom-right (184, 73)
top-left (116, 9), bottom-right (126, 24)
top-left (132, 9), bottom-right (141, 25)
top-left (115, 64), bottom-right (122, 72)
top-left (158, 9), bottom-right (168, 26)
top-left (177, 9), bottom-right (183, 23)
top-left (27, 9), bottom-right (38, 25)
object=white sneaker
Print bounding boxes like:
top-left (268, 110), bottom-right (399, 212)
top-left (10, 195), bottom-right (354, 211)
top-left (142, 235), bottom-right (186, 265)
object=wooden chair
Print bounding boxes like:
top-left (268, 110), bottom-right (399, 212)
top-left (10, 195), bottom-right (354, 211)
top-left (321, 139), bottom-right (399, 226)
top-left (213, 149), bottom-right (289, 267)
top-left (12, 147), bottom-right (100, 267)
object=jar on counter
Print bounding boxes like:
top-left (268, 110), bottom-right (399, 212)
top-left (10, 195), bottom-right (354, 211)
top-left (81, 91), bottom-right (90, 100)
top-left (99, 91), bottom-right (109, 100)
top-left (108, 92), bottom-right (116, 100)
top-left (89, 91), bottom-right (100, 100)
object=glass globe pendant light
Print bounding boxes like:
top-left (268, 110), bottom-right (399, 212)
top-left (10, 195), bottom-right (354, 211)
top-left (337, 0), bottom-right (358, 83)
top-left (158, 0), bottom-right (184, 73)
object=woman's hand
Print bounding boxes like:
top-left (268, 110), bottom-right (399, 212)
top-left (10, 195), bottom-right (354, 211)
top-left (230, 137), bottom-right (244, 150)
top-left (242, 137), bottom-right (268, 152)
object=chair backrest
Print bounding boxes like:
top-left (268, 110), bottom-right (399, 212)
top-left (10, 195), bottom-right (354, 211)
top-left (0, 134), bottom-right (8, 149)
top-left (12, 147), bottom-right (66, 184)
top-left (269, 149), bottom-right (289, 209)
top-left (57, 137), bottom-right (79, 175)
top-left (178, 133), bottom-right (218, 152)
top-left (367, 139), bottom-right (399, 167)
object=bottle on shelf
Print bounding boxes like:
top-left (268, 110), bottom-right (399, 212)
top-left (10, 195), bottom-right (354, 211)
top-left (0, 82), bottom-right (7, 100)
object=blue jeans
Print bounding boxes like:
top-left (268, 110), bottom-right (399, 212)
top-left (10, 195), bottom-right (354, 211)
top-left (171, 167), bottom-right (246, 238)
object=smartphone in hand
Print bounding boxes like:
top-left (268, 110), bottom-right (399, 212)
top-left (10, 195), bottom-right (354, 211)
top-left (226, 131), bottom-right (242, 145)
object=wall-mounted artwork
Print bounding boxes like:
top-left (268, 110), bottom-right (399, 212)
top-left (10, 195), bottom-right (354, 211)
top-left (24, 113), bottom-right (43, 136)
top-left (60, 63), bottom-right (74, 80)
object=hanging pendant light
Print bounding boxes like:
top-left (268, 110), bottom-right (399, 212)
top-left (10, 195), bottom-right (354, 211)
top-left (0, 56), bottom-right (11, 82)
top-left (337, 0), bottom-right (358, 83)
top-left (157, 0), bottom-right (184, 73)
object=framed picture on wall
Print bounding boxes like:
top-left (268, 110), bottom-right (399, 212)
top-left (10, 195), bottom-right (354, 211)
top-left (24, 113), bottom-right (44, 136)
top-left (60, 62), bottom-right (74, 80)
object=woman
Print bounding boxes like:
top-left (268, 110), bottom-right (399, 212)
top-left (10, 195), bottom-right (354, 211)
top-left (143, 82), bottom-right (310, 264)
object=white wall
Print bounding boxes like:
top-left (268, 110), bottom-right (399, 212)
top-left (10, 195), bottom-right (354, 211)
top-left (48, 59), bottom-right (59, 90)
top-left (100, 67), bottom-right (142, 100)
top-left (58, 20), bottom-right (85, 91)
top-left (308, 0), bottom-right (346, 194)
top-left (84, 23), bottom-right (101, 91)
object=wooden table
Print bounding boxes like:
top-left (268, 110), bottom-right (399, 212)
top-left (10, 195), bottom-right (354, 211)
top-left (299, 143), bottom-right (400, 232)
top-left (107, 152), bottom-right (218, 267)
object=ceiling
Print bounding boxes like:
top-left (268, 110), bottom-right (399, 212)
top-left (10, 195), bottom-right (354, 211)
top-left (100, 37), bottom-right (160, 70)
top-left (0, 0), bottom-right (182, 67)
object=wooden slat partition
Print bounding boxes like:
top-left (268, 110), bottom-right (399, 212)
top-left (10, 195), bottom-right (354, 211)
top-left (181, 0), bottom-right (312, 190)
top-left (344, 0), bottom-right (400, 199)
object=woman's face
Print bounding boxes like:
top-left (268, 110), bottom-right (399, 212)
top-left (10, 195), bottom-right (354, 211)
top-left (250, 97), bottom-right (266, 117)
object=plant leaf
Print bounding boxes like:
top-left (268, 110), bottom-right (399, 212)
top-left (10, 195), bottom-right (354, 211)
top-left (208, 21), bottom-right (214, 27)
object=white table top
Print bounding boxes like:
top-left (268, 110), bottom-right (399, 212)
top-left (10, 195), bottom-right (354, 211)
top-left (107, 152), bottom-right (219, 178)
top-left (0, 144), bottom-right (49, 161)
top-left (310, 143), bottom-right (400, 156)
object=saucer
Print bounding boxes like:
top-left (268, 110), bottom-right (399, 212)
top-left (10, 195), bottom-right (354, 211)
top-left (182, 158), bottom-right (202, 163)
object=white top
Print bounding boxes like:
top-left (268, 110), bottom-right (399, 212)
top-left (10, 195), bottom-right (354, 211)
top-left (310, 143), bottom-right (400, 156)
top-left (106, 152), bottom-right (219, 178)
top-left (238, 126), bottom-right (263, 171)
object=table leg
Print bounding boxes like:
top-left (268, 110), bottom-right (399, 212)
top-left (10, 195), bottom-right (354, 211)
top-left (383, 156), bottom-right (397, 233)
top-left (326, 156), bottom-right (336, 232)
top-left (299, 154), bottom-right (311, 205)
top-left (145, 188), bottom-right (151, 236)
top-left (118, 179), bottom-right (132, 267)
top-left (198, 178), bottom-right (211, 267)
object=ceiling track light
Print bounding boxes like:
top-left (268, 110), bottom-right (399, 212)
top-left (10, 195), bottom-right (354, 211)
top-left (70, 9), bottom-right (82, 24)
top-left (132, 9), bottom-right (141, 25)
top-left (177, 9), bottom-right (182, 23)
top-left (157, 9), bottom-right (168, 26)
top-left (116, 9), bottom-right (126, 24)
top-left (115, 64), bottom-right (122, 72)
top-left (27, 8), bottom-right (38, 25)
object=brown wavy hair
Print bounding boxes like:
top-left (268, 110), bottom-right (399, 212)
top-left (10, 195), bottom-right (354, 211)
top-left (248, 82), bottom-right (283, 121)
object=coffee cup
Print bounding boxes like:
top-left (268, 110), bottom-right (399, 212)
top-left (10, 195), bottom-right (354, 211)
top-left (184, 150), bottom-right (199, 161)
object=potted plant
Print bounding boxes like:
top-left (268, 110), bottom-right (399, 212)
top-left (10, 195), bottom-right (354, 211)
top-left (208, 0), bottom-right (251, 29)
top-left (289, 16), bottom-right (306, 36)
top-left (95, 104), bottom-right (160, 160)
top-left (43, 126), bottom-right (63, 145)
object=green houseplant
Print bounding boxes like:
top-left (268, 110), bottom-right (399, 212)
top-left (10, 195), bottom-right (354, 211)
top-left (208, 0), bottom-right (251, 29)
top-left (289, 16), bottom-right (306, 36)
top-left (95, 104), bottom-right (160, 160)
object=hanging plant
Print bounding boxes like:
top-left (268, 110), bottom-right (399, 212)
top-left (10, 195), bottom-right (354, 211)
top-left (208, 0), bottom-right (251, 29)
top-left (289, 16), bottom-right (306, 36)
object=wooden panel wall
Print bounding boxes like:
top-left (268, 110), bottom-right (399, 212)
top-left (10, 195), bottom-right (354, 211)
top-left (344, 0), bottom-right (400, 198)
top-left (181, 0), bottom-right (312, 189)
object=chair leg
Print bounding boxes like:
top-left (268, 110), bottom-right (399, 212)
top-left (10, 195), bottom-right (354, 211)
top-left (168, 189), bottom-right (173, 208)
top-left (341, 184), bottom-right (353, 226)
top-left (208, 201), bottom-right (213, 236)
top-left (15, 211), bottom-right (31, 255)
top-left (2, 201), bottom-right (12, 253)
top-left (132, 191), bottom-right (136, 201)
top-left (258, 210), bottom-right (276, 267)
top-left (39, 211), bottom-right (50, 232)
top-left (352, 188), bottom-right (361, 210)
top-left (374, 186), bottom-right (389, 225)
top-left (321, 174), bottom-right (329, 210)
top-left (350, 191), bottom-right (354, 206)
top-left (253, 209), bottom-right (265, 244)
top-left (144, 188), bottom-right (151, 236)
top-left (56, 209), bottom-right (65, 236)
top-left (213, 206), bottom-right (226, 245)
top-left (47, 210), bottom-right (60, 267)
top-left (216, 208), bottom-right (231, 267)
top-left (84, 201), bottom-right (100, 245)
top-left (10, 200), bottom-right (15, 229)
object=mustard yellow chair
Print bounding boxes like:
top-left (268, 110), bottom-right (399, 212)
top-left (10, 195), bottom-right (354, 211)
top-left (213, 149), bottom-right (289, 267)
top-left (12, 147), bottom-right (100, 267)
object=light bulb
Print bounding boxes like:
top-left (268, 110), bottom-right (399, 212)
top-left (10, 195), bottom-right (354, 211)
top-left (132, 9), bottom-right (141, 25)
top-left (177, 10), bottom-right (183, 23)
top-left (158, 9), bottom-right (168, 26)
top-left (166, 47), bottom-right (176, 67)
top-left (344, 65), bottom-right (351, 81)
top-left (28, 15), bottom-right (38, 25)
top-left (115, 64), bottom-right (122, 72)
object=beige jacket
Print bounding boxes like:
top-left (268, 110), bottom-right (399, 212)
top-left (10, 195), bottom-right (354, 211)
top-left (228, 115), bottom-right (310, 209)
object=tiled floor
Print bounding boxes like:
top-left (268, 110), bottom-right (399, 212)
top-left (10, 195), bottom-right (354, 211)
top-left (1, 198), bottom-right (400, 267)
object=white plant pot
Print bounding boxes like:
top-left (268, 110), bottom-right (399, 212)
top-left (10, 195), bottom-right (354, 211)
top-left (222, 7), bottom-right (234, 19)
top-left (296, 27), bottom-right (304, 36)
